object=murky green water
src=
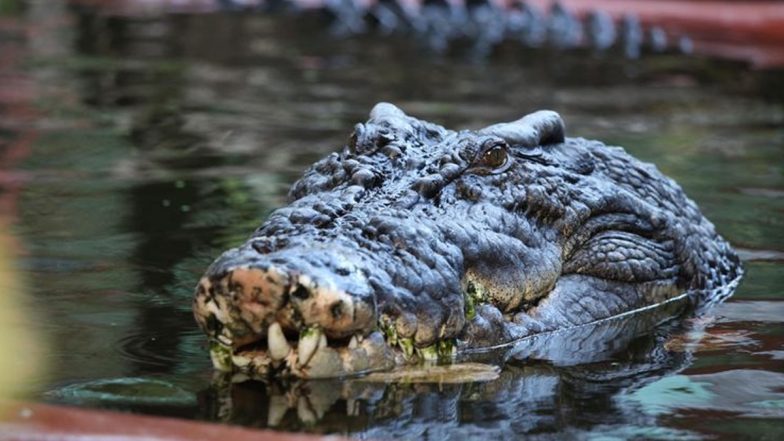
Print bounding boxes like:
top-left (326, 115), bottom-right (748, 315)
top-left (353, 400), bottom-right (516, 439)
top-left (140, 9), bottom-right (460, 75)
top-left (1, 2), bottom-right (783, 439)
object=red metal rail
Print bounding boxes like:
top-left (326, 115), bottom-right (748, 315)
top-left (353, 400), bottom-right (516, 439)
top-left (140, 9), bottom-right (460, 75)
top-left (0, 401), bottom-right (340, 441)
top-left (527, 0), bottom-right (784, 68)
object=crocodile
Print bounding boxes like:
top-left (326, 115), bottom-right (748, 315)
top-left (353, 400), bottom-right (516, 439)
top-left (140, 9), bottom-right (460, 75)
top-left (193, 103), bottom-right (741, 379)
top-left (225, 0), bottom-right (687, 58)
top-left (72, 0), bottom-right (691, 59)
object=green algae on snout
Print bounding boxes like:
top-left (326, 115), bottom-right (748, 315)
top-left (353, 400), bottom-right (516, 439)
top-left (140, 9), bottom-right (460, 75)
top-left (210, 341), bottom-right (233, 372)
top-left (379, 312), bottom-right (457, 363)
top-left (464, 280), bottom-right (487, 320)
top-left (378, 315), bottom-right (398, 346)
top-left (437, 338), bottom-right (456, 359)
top-left (417, 344), bottom-right (439, 361)
top-left (300, 326), bottom-right (319, 338)
top-left (417, 339), bottom-right (457, 362)
top-left (398, 337), bottom-right (415, 359)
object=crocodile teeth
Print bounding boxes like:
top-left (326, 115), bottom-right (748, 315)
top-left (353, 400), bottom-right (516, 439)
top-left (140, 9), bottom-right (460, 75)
top-left (268, 322), bottom-right (290, 361)
top-left (298, 327), bottom-right (321, 367)
top-left (231, 354), bottom-right (251, 368)
top-left (216, 334), bottom-right (232, 346)
top-left (348, 334), bottom-right (359, 349)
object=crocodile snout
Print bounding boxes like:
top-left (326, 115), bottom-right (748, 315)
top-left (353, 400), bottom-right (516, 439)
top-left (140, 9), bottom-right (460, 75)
top-left (193, 245), bottom-right (388, 378)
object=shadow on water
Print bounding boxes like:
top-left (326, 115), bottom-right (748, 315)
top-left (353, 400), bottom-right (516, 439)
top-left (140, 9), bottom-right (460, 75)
top-left (1, 1), bottom-right (783, 439)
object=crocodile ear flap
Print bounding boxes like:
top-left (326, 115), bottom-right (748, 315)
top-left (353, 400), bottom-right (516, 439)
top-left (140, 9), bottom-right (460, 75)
top-left (478, 110), bottom-right (565, 147)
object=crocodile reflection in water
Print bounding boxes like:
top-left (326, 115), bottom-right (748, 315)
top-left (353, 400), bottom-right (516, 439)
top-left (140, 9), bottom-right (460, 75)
top-left (199, 296), bottom-right (718, 437)
top-left (193, 103), bottom-right (742, 379)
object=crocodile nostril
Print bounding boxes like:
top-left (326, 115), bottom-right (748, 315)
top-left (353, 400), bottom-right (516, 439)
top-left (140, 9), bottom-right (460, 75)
top-left (205, 313), bottom-right (223, 337)
top-left (292, 284), bottom-right (310, 300)
top-left (330, 301), bottom-right (344, 320)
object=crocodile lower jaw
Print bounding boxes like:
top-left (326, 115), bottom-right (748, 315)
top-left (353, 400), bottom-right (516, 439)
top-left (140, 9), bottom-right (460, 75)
top-left (210, 324), bottom-right (399, 379)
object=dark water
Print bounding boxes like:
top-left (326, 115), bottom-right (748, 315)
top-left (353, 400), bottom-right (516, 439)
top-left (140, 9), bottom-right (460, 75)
top-left (1, 2), bottom-right (783, 440)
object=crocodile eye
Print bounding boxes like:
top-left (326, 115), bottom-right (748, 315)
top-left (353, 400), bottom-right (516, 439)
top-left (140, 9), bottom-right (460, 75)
top-left (477, 144), bottom-right (508, 170)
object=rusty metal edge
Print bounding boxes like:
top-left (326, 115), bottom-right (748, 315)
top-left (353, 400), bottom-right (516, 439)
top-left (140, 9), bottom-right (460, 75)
top-left (0, 401), bottom-right (350, 441)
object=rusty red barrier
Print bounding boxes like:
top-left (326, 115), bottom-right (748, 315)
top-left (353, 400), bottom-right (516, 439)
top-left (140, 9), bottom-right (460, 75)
top-left (527, 0), bottom-right (784, 68)
top-left (0, 401), bottom-right (344, 441)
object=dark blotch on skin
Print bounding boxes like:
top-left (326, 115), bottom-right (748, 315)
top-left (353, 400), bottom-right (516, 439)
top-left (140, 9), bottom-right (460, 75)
top-left (331, 301), bottom-right (344, 320)
top-left (205, 314), bottom-right (223, 338)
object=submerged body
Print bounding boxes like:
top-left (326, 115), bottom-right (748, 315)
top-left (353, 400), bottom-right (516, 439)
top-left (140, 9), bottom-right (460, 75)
top-left (193, 104), bottom-right (741, 378)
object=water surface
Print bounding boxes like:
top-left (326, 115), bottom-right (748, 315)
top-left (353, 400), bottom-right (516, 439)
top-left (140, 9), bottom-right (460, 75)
top-left (0, 3), bottom-right (783, 440)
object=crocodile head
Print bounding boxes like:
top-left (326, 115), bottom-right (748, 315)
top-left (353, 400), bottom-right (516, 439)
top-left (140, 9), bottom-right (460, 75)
top-left (193, 103), bottom-right (741, 378)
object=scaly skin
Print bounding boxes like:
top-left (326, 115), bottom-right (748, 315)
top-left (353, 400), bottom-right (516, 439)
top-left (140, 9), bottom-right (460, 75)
top-left (193, 103), bottom-right (741, 378)
top-left (256, 0), bottom-right (674, 57)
